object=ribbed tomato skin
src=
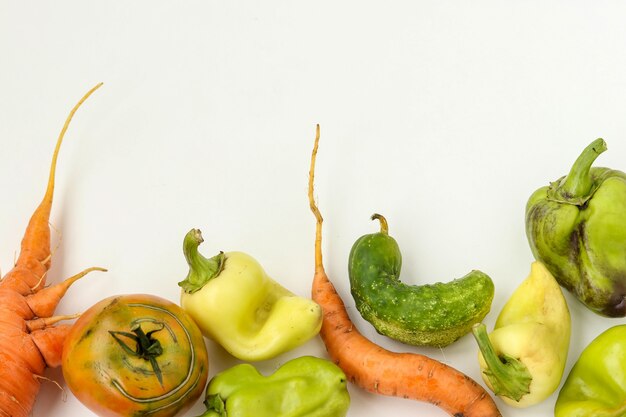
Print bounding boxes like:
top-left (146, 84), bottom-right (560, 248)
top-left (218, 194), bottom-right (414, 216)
top-left (62, 294), bottom-right (208, 417)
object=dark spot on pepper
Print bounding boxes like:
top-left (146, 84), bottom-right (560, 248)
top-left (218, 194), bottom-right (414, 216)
top-left (569, 224), bottom-right (583, 267)
top-left (604, 279), bottom-right (626, 317)
top-left (454, 413), bottom-right (466, 417)
top-left (527, 204), bottom-right (549, 230)
top-left (579, 199), bottom-right (590, 210)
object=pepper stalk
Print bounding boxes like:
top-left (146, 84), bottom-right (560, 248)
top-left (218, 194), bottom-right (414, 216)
top-left (549, 138), bottom-right (607, 205)
top-left (471, 323), bottom-right (531, 401)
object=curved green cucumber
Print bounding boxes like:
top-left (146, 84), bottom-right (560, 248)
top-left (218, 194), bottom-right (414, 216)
top-left (348, 214), bottom-right (495, 347)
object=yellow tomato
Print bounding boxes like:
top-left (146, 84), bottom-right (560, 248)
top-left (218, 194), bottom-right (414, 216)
top-left (62, 294), bottom-right (208, 417)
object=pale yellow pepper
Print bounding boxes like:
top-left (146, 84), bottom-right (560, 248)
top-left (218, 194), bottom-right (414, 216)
top-left (178, 229), bottom-right (322, 361)
top-left (472, 261), bottom-right (571, 407)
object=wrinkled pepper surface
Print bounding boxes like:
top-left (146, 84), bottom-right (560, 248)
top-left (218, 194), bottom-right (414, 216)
top-left (556, 324), bottom-right (626, 417)
top-left (195, 356), bottom-right (350, 417)
top-left (472, 261), bottom-right (570, 408)
top-left (526, 138), bottom-right (626, 316)
top-left (178, 229), bottom-right (322, 361)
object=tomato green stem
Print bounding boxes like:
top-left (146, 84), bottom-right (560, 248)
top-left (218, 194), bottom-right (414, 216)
top-left (371, 213), bottom-right (389, 235)
top-left (471, 323), bottom-right (532, 402)
top-left (109, 323), bottom-right (166, 386)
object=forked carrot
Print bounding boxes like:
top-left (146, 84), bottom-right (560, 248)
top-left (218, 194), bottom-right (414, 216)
top-left (0, 84), bottom-right (106, 417)
top-left (307, 125), bottom-right (502, 417)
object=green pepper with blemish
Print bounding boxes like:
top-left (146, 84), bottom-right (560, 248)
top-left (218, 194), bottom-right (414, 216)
top-left (526, 138), bottom-right (626, 316)
top-left (348, 213), bottom-right (495, 347)
top-left (555, 324), bottom-right (626, 417)
top-left (194, 356), bottom-right (350, 417)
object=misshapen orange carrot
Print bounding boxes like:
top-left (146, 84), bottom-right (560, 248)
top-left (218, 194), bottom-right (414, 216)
top-left (0, 84), bottom-right (106, 417)
top-left (307, 125), bottom-right (502, 417)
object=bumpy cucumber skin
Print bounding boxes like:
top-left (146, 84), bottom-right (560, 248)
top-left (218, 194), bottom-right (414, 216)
top-left (349, 232), bottom-right (495, 347)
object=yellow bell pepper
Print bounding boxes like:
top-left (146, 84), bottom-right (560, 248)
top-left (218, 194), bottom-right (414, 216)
top-left (178, 229), bottom-right (322, 361)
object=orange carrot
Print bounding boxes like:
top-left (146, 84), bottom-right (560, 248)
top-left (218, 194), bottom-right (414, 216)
top-left (307, 125), bottom-right (502, 417)
top-left (0, 84), bottom-right (106, 417)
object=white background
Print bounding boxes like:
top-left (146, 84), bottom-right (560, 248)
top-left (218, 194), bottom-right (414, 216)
top-left (2, 2), bottom-right (626, 416)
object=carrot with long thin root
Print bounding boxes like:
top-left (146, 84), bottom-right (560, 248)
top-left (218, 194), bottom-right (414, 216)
top-left (307, 125), bottom-right (502, 417)
top-left (0, 83), bottom-right (106, 417)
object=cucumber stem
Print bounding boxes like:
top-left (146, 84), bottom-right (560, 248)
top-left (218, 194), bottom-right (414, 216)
top-left (371, 213), bottom-right (389, 235)
top-left (471, 323), bottom-right (532, 402)
top-left (557, 138), bottom-right (606, 201)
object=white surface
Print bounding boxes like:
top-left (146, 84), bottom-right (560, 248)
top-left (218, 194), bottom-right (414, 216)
top-left (2, 2), bottom-right (626, 416)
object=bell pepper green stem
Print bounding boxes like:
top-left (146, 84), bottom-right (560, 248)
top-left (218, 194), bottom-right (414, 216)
top-left (371, 213), bottom-right (389, 235)
top-left (178, 229), bottom-right (226, 294)
top-left (193, 394), bottom-right (226, 417)
top-left (471, 323), bottom-right (532, 402)
top-left (557, 138), bottom-right (607, 201)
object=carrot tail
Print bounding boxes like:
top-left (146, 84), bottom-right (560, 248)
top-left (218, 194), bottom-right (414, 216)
top-left (26, 313), bottom-right (80, 332)
top-left (308, 124), bottom-right (325, 276)
top-left (30, 324), bottom-right (73, 368)
top-left (2, 83), bottom-right (103, 293)
top-left (26, 266), bottom-right (106, 318)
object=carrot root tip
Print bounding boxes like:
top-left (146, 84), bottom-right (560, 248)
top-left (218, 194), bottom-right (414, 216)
top-left (30, 272), bottom-right (48, 292)
top-left (34, 374), bottom-right (67, 401)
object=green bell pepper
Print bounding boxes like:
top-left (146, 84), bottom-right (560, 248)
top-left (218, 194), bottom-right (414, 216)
top-left (526, 138), bottom-right (626, 316)
top-left (555, 324), bottom-right (626, 417)
top-left (195, 356), bottom-right (350, 417)
top-left (178, 229), bottom-right (322, 361)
